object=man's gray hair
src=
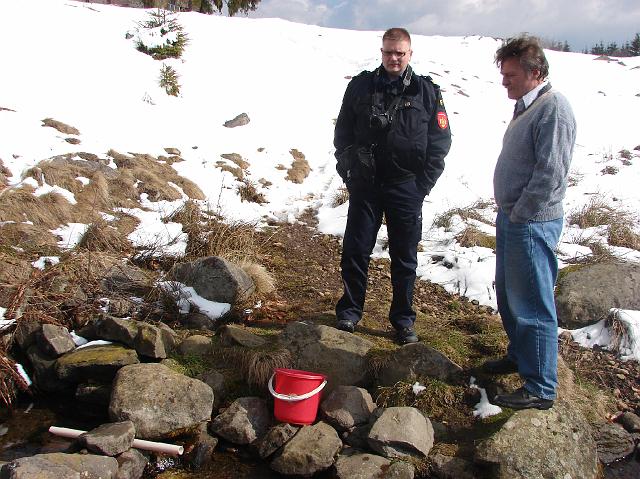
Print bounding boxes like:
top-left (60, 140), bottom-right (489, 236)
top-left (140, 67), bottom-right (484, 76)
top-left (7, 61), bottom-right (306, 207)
top-left (495, 35), bottom-right (549, 80)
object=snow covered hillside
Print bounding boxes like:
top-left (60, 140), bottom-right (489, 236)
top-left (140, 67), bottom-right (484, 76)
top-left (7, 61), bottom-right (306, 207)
top-left (1, 0), bottom-right (639, 309)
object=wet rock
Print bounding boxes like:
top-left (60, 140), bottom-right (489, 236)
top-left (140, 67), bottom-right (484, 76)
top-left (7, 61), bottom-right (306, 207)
top-left (197, 369), bottom-right (225, 411)
top-left (178, 335), bottom-right (212, 356)
top-left (181, 311), bottom-right (216, 330)
top-left (377, 343), bottom-right (463, 386)
top-left (188, 424), bottom-right (218, 469)
top-left (218, 325), bottom-right (266, 349)
top-left (367, 407), bottom-right (434, 458)
top-left (78, 421), bottom-right (136, 456)
top-left (342, 422), bottom-right (372, 449)
top-left (556, 261), bottom-right (640, 328)
top-left (170, 256), bottom-right (255, 303)
top-left (320, 385), bottom-right (375, 431)
top-left (474, 400), bottom-right (599, 479)
top-left (55, 344), bottom-right (139, 383)
top-left (76, 383), bottom-right (112, 406)
top-left (37, 324), bottom-right (76, 358)
top-left (279, 321), bottom-right (373, 390)
top-left (223, 113), bottom-right (250, 128)
top-left (618, 411), bottom-right (640, 433)
top-left (335, 449), bottom-right (390, 479)
top-left (13, 317), bottom-right (41, 351)
top-left (430, 453), bottom-right (476, 479)
top-left (109, 363), bottom-right (213, 440)
top-left (1, 452), bottom-right (118, 478)
top-left (134, 323), bottom-right (166, 359)
top-left (209, 397), bottom-right (270, 445)
top-left (255, 423), bottom-right (299, 459)
top-left (593, 422), bottom-right (636, 464)
top-left (26, 345), bottom-right (68, 392)
top-left (270, 422), bottom-right (341, 476)
top-left (115, 448), bottom-right (148, 479)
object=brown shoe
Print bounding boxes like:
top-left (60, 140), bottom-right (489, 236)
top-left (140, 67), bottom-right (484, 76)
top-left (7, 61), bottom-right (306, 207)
top-left (481, 356), bottom-right (518, 374)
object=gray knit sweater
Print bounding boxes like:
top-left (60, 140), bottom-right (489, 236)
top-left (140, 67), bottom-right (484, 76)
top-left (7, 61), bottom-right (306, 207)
top-left (493, 87), bottom-right (576, 223)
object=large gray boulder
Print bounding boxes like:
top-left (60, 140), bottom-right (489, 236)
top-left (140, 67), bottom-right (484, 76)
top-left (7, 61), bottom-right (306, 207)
top-left (377, 343), bottom-right (463, 386)
top-left (367, 407), bottom-right (434, 458)
top-left (474, 400), bottom-right (599, 479)
top-left (320, 386), bottom-right (375, 432)
top-left (279, 321), bottom-right (373, 389)
top-left (270, 422), bottom-right (342, 476)
top-left (556, 261), bottom-right (640, 328)
top-left (55, 344), bottom-right (139, 383)
top-left (170, 256), bottom-right (255, 303)
top-left (209, 397), bottom-right (270, 445)
top-left (109, 363), bottom-right (213, 440)
top-left (0, 453), bottom-right (119, 479)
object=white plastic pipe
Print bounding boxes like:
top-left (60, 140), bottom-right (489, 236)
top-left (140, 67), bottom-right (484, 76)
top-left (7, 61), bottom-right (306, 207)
top-left (48, 426), bottom-right (184, 456)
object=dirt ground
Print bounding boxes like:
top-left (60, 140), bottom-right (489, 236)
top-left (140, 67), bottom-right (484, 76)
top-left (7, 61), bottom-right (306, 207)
top-left (256, 213), bottom-right (639, 420)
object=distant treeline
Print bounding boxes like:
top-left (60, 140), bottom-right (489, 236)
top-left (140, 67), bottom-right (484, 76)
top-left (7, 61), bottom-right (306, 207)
top-left (543, 33), bottom-right (640, 57)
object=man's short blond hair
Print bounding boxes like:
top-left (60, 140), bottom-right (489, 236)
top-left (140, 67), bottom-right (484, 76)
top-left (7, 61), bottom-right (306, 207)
top-left (383, 28), bottom-right (411, 44)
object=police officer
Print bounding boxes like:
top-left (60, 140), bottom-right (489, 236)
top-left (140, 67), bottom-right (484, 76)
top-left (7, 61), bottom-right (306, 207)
top-left (334, 27), bottom-right (452, 344)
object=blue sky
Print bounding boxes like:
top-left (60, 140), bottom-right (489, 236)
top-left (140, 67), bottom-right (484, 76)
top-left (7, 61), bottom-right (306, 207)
top-left (248, 0), bottom-right (640, 51)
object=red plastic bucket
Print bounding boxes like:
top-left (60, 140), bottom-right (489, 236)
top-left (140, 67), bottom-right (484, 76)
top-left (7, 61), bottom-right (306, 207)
top-left (268, 368), bottom-right (328, 425)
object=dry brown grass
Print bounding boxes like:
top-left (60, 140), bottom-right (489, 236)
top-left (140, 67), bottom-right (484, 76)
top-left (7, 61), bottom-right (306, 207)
top-left (556, 357), bottom-right (614, 423)
top-left (240, 261), bottom-right (276, 295)
top-left (455, 225), bottom-right (496, 250)
top-left (217, 163), bottom-right (244, 180)
top-left (41, 118), bottom-right (80, 135)
top-left (0, 188), bottom-right (76, 229)
top-left (567, 198), bottom-right (618, 228)
top-left (237, 179), bottom-right (266, 204)
top-left (331, 185), bottom-right (349, 207)
top-left (107, 149), bottom-right (205, 201)
top-left (220, 153), bottom-right (250, 170)
top-left (76, 220), bottom-right (132, 253)
top-left (607, 222), bottom-right (640, 250)
top-left (168, 200), bottom-right (264, 264)
top-left (286, 149), bottom-right (311, 184)
top-left (0, 223), bottom-right (60, 257)
top-left (433, 200), bottom-right (495, 230)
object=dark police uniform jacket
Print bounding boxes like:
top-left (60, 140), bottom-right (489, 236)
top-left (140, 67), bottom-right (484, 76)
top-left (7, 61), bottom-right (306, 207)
top-left (334, 66), bottom-right (452, 195)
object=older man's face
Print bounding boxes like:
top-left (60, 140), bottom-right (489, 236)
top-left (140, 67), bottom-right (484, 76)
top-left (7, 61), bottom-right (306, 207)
top-left (381, 39), bottom-right (412, 78)
top-left (500, 57), bottom-right (541, 100)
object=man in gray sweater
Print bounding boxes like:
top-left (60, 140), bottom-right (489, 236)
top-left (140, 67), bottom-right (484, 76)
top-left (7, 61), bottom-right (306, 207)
top-left (483, 35), bottom-right (576, 410)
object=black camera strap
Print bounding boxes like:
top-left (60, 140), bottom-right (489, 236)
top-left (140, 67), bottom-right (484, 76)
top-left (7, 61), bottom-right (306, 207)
top-left (372, 65), bottom-right (413, 121)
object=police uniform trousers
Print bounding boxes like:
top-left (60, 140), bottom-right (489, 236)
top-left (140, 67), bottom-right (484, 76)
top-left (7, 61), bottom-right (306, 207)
top-left (336, 178), bottom-right (425, 330)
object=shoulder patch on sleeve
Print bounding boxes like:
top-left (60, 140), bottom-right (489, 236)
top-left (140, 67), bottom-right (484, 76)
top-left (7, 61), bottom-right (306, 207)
top-left (437, 111), bottom-right (449, 129)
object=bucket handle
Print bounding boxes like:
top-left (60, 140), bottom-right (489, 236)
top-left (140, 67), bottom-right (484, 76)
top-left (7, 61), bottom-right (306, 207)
top-left (268, 373), bottom-right (327, 402)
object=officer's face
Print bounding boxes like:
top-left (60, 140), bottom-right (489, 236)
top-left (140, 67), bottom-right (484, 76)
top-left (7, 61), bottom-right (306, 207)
top-left (381, 39), bottom-right (412, 78)
top-left (500, 57), bottom-right (542, 100)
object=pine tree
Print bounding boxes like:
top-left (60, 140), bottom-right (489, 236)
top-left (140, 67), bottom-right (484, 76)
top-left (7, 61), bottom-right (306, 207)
top-left (606, 42), bottom-right (618, 55)
top-left (207, 0), bottom-right (261, 16)
top-left (562, 41), bottom-right (571, 52)
top-left (631, 33), bottom-right (640, 56)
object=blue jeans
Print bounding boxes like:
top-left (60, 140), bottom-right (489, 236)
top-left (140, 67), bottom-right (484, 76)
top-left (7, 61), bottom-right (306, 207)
top-left (495, 209), bottom-right (563, 400)
top-left (336, 179), bottom-right (424, 330)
